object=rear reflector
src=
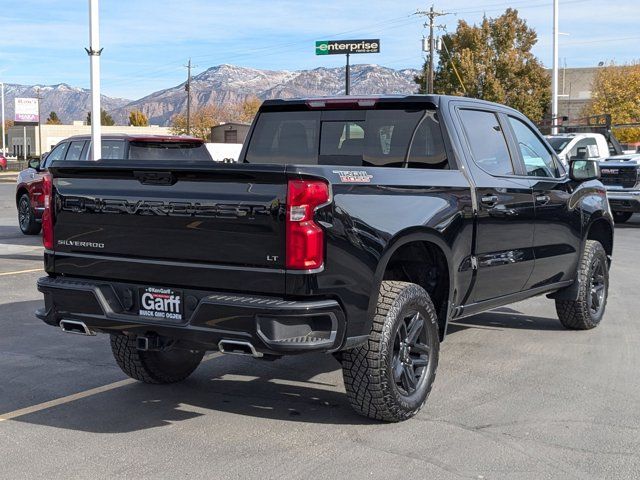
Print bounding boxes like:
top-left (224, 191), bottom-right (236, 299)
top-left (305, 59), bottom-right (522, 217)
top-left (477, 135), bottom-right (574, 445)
top-left (286, 179), bottom-right (330, 270)
top-left (42, 173), bottom-right (54, 250)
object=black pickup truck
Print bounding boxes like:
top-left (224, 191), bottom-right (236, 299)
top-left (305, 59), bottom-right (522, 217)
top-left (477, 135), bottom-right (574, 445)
top-left (36, 95), bottom-right (613, 422)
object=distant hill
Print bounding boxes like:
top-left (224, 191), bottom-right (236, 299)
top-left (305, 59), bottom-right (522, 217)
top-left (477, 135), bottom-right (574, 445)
top-left (2, 83), bottom-right (130, 124)
top-left (7, 64), bottom-right (420, 126)
top-left (115, 64), bottom-right (420, 125)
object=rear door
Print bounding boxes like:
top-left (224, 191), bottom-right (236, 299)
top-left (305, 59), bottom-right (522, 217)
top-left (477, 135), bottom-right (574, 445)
top-left (456, 106), bottom-right (536, 302)
top-left (505, 115), bottom-right (582, 288)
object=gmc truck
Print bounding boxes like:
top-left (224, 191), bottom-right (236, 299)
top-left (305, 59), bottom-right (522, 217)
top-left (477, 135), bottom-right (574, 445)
top-left (36, 95), bottom-right (613, 422)
top-left (599, 154), bottom-right (640, 223)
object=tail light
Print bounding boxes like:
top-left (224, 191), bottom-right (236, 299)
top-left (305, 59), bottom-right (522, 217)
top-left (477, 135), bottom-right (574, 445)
top-left (41, 173), bottom-right (54, 250)
top-left (286, 179), bottom-right (330, 270)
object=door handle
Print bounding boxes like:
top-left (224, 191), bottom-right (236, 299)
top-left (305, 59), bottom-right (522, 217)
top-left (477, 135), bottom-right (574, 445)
top-left (481, 194), bottom-right (499, 207)
top-left (535, 194), bottom-right (550, 204)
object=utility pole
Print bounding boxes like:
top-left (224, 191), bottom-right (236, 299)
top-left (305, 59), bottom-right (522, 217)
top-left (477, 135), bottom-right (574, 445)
top-left (345, 53), bottom-right (350, 95)
top-left (36, 87), bottom-right (43, 157)
top-left (1, 82), bottom-right (5, 156)
top-left (185, 58), bottom-right (193, 135)
top-left (416, 5), bottom-right (450, 94)
top-left (86, 0), bottom-right (102, 160)
top-left (551, 0), bottom-right (559, 134)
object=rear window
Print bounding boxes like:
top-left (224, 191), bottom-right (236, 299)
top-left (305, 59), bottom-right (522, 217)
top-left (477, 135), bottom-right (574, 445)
top-left (244, 109), bottom-right (450, 169)
top-left (128, 142), bottom-right (211, 161)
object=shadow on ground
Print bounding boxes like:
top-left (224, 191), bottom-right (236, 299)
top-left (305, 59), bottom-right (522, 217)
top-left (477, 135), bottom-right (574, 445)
top-left (5, 301), bottom-right (566, 432)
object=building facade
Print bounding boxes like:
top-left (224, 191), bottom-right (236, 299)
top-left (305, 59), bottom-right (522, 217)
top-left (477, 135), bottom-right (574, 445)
top-left (210, 122), bottom-right (250, 144)
top-left (7, 122), bottom-right (172, 158)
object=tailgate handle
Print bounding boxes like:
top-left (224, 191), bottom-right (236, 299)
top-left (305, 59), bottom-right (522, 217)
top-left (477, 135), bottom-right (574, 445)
top-left (133, 171), bottom-right (176, 186)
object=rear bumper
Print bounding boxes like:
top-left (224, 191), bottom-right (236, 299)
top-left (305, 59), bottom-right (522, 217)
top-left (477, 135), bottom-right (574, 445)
top-left (607, 190), bottom-right (640, 212)
top-left (36, 276), bottom-right (358, 356)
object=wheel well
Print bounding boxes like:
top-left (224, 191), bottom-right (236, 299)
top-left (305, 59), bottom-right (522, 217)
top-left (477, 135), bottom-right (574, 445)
top-left (382, 241), bottom-right (450, 340)
top-left (16, 187), bottom-right (28, 206)
top-left (587, 219), bottom-right (613, 257)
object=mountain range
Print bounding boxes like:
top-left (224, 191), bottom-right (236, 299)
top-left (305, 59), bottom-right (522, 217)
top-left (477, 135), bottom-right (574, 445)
top-left (3, 64), bottom-right (420, 126)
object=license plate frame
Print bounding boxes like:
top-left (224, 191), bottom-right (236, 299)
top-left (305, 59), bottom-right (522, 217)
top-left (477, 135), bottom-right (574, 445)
top-left (138, 286), bottom-right (183, 322)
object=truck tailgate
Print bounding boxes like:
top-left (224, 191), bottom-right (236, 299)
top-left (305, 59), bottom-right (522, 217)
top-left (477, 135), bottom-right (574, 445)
top-left (48, 161), bottom-right (287, 294)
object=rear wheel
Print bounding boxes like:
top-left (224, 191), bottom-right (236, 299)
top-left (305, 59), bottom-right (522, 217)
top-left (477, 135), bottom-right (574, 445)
top-left (18, 194), bottom-right (41, 235)
top-left (613, 211), bottom-right (633, 224)
top-left (555, 240), bottom-right (608, 330)
top-left (110, 334), bottom-right (204, 384)
top-left (341, 281), bottom-right (439, 422)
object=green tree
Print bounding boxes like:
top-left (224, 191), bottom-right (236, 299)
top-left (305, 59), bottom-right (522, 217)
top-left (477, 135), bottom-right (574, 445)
top-left (86, 109), bottom-right (115, 126)
top-left (45, 111), bottom-right (62, 125)
top-left (584, 62), bottom-right (640, 143)
top-left (416, 8), bottom-right (550, 122)
top-left (128, 109), bottom-right (149, 126)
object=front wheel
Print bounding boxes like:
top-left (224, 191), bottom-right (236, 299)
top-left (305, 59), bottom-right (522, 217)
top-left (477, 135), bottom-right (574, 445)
top-left (555, 240), bottom-right (609, 330)
top-left (613, 211), bottom-right (633, 224)
top-left (341, 281), bottom-right (440, 422)
top-left (110, 334), bottom-right (204, 384)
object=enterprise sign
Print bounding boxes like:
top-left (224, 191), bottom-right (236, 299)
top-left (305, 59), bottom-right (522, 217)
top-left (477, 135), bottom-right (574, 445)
top-left (315, 39), bottom-right (380, 55)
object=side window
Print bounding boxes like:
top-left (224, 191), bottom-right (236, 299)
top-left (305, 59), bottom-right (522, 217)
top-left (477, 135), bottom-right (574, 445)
top-left (459, 109), bottom-right (513, 176)
top-left (101, 140), bottom-right (126, 159)
top-left (407, 111), bottom-right (450, 169)
top-left (570, 138), bottom-right (598, 160)
top-left (65, 141), bottom-right (86, 161)
top-left (44, 142), bottom-right (69, 167)
top-left (508, 116), bottom-right (559, 178)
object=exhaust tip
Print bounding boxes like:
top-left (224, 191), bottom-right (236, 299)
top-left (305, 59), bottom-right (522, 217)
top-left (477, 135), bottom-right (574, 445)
top-left (59, 319), bottom-right (96, 336)
top-left (218, 340), bottom-right (263, 358)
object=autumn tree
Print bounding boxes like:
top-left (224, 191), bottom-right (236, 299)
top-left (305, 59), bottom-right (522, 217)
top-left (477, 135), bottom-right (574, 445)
top-left (235, 96), bottom-right (262, 123)
top-left (170, 105), bottom-right (226, 140)
top-left (46, 111), bottom-right (62, 125)
top-left (129, 109), bottom-right (149, 126)
top-left (583, 62), bottom-right (640, 143)
top-left (416, 8), bottom-right (550, 122)
top-left (86, 109), bottom-right (115, 126)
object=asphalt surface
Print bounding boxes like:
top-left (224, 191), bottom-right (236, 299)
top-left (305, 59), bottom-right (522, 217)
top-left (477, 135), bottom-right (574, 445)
top-left (0, 182), bottom-right (638, 480)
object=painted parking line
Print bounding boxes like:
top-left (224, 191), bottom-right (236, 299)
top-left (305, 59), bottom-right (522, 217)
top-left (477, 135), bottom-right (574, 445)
top-left (0, 352), bottom-right (221, 422)
top-left (0, 268), bottom-right (43, 277)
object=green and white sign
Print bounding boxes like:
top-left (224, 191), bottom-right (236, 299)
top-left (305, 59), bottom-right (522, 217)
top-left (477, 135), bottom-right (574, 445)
top-left (315, 39), bottom-right (380, 55)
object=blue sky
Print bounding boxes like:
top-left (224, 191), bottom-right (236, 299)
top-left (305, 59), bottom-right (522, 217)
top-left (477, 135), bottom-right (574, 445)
top-left (0, 0), bottom-right (638, 100)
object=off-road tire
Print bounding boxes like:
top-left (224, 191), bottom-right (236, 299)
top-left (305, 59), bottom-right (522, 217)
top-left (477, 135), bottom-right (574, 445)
top-left (613, 211), bottom-right (633, 224)
top-left (110, 334), bottom-right (204, 384)
top-left (555, 240), bottom-right (608, 330)
top-left (18, 193), bottom-right (41, 235)
top-left (341, 281), bottom-right (440, 422)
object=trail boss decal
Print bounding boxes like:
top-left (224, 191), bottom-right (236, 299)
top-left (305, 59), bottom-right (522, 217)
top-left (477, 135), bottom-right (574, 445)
top-left (333, 170), bottom-right (374, 183)
top-left (139, 287), bottom-right (183, 321)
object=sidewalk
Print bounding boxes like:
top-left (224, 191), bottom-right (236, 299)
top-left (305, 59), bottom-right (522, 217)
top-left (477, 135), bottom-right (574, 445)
top-left (0, 171), bottom-right (18, 183)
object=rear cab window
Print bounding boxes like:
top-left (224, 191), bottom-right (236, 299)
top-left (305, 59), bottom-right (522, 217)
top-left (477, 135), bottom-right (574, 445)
top-left (128, 141), bottom-right (211, 161)
top-left (244, 106), bottom-right (451, 169)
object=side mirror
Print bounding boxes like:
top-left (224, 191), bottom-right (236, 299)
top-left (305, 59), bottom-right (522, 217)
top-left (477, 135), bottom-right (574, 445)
top-left (570, 159), bottom-right (600, 182)
top-left (28, 158), bottom-right (41, 171)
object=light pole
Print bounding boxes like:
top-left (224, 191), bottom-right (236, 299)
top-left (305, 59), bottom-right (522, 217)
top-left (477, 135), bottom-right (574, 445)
top-left (551, 0), bottom-right (559, 134)
top-left (87, 0), bottom-right (102, 160)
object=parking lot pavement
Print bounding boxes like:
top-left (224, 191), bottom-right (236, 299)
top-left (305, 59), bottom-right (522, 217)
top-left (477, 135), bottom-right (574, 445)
top-left (1, 181), bottom-right (639, 480)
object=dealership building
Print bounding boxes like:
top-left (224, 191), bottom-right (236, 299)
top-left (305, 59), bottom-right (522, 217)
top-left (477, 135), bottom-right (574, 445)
top-left (7, 122), bottom-right (172, 158)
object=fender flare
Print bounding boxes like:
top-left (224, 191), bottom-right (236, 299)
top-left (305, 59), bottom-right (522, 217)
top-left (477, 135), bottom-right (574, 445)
top-left (366, 227), bottom-right (455, 332)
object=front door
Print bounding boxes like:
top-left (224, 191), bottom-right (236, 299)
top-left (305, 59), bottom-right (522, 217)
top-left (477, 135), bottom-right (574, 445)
top-left (505, 115), bottom-right (582, 288)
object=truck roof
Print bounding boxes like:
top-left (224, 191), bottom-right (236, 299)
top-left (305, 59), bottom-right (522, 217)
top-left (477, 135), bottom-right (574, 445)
top-left (61, 134), bottom-right (204, 143)
top-left (260, 94), bottom-right (522, 113)
top-left (545, 133), bottom-right (605, 139)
